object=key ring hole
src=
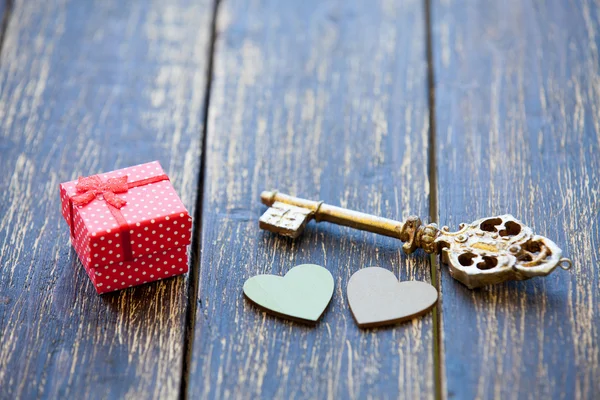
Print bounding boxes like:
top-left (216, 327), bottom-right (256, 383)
top-left (559, 258), bottom-right (573, 270)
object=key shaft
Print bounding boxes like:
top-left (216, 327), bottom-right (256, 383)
top-left (260, 190), bottom-right (434, 254)
top-left (261, 190), bottom-right (404, 239)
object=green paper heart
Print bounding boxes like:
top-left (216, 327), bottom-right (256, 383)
top-left (243, 264), bottom-right (334, 323)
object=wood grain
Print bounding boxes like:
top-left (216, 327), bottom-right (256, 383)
top-left (432, 0), bottom-right (600, 398)
top-left (188, 0), bottom-right (435, 398)
top-left (0, 0), bottom-right (212, 398)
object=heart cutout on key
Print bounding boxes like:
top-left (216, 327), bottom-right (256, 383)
top-left (243, 264), bottom-right (334, 323)
top-left (347, 267), bottom-right (438, 328)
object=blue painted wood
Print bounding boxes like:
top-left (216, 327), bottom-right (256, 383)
top-left (1, 0), bottom-right (597, 397)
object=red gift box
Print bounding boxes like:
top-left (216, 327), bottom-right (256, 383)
top-left (59, 161), bottom-right (192, 294)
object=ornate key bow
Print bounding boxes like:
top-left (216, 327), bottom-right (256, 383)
top-left (258, 190), bottom-right (572, 289)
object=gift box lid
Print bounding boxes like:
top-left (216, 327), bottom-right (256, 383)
top-left (59, 161), bottom-right (192, 269)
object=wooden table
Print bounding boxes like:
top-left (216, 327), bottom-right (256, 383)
top-left (0, 0), bottom-right (598, 398)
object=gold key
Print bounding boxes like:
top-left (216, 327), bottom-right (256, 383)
top-left (259, 190), bottom-right (572, 289)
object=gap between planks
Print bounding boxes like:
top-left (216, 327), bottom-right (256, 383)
top-left (424, 0), bottom-right (444, 399)
top-left (179, 0), bottom-right (222, 399)
top-left (0, 0), bottom-right (13, 56)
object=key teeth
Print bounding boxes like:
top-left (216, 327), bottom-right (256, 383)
top-left (259, 202), bottom-right (314, 239)
top-left (259, 219), bottom-right (303, 238)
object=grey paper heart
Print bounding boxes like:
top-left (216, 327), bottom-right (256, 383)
top-left (347, 267), bottom-right (438, 328)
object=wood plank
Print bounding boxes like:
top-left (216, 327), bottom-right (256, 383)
top-left (0, 0), bottom-right (212, 398)
top-left (432, 0), bottom-right (600, 398)
top-left (188, 0), bottom-right (435, 398)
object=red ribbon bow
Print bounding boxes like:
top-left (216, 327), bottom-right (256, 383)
top-left (71, 175), bottom-right (129, 209)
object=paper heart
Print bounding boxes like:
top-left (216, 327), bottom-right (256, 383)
top-left (347, 267), bottom-right (438, 328)
top-left (243, 264), bottom-right (334, 323)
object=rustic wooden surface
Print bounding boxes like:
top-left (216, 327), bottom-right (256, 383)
top-left (187, 0), bottom-right (435, 398)
top-left (0, 0), bottom-right (211, 398)
top-left (0, 0), bottom-right (598, 399)
top-left (432, 0), bottom-right (600, 398)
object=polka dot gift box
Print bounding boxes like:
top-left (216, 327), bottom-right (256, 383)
top-left (59, 161), bottom-right (192, 294)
